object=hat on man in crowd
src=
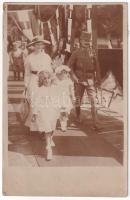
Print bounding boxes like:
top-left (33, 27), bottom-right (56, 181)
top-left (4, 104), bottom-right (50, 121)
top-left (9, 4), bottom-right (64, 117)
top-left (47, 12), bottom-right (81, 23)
top-left (80, 31), bottom-right (91, 43)
top-left (80, 31), bottom-right (92, 48)
top-left (55, 65), bottom-right (71, 74)
top-left (73, 38), bottom-right (80, 49)
top-left (13, 40), bottom-right (22, 47)
top-left (27, 35), bottom-right (51, 47)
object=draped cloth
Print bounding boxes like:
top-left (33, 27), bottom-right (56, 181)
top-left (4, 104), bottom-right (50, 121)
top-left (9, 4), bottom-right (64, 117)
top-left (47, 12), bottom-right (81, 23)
top-left (8, 9), bottom-right (39, 41)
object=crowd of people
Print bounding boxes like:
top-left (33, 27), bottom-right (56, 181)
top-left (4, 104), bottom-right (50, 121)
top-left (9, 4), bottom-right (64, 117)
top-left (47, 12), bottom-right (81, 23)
top-left (8, 32), bottom-right (101, 161)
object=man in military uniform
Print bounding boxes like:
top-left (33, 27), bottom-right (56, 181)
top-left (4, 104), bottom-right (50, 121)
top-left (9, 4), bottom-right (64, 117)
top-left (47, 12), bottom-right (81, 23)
top-left (68, 32), bottom-right (101, 130)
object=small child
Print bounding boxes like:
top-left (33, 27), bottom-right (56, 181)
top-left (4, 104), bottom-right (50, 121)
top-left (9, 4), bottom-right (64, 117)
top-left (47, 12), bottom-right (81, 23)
top-left (55, 65), bottom-right (75, 131)
top-left (31, 70), bottom-right (60, 161)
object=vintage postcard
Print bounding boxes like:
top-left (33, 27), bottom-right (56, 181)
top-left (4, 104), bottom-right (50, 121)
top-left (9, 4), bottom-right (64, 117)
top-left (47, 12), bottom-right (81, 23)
top-left (3, 1), bottom-right (128, 196)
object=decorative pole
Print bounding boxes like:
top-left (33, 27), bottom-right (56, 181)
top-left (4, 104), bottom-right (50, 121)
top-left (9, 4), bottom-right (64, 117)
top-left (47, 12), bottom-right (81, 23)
top-left (86, 4), bottom-right (92, 47)
top-left (92, 5), bottom-right (102, 104)
top-left (66, 4), bottom-right (73, 52)
top-left (56, 8), bottom-right (60, 41)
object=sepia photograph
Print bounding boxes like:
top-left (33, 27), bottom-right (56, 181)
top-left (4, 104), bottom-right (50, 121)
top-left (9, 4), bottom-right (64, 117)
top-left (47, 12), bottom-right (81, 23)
top-left (3, 1), bottom-right (128, 197)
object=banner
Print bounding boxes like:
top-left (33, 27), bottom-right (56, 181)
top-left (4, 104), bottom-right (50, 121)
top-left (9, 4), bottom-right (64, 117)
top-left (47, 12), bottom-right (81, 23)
top-left (66, 5), bottom-right (73, 52)
top-left (87, 5), bottom-right (92, 19)
top-left (8, 10), bottom-right (35, 41)
top-left (67, 18), bottom-right (72, 42)
top-left (56, 8), bottom-right (60, 41)
top-left (87, 20), bottom-right (92, 33)
top-left (48, 21), bottom-right (56, 46)
top-left (85, 5), bottom-right (92, 47)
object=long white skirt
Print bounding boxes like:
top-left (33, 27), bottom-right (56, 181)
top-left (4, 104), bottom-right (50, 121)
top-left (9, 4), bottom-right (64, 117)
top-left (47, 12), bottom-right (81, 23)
top-left (36, 107), bottom-right (60, 133)
top-left (25, 74), bottom-right (39, 131)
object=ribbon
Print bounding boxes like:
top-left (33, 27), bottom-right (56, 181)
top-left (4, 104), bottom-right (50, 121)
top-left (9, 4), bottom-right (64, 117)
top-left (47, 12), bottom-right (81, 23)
top-left (68, 18), bottom-right (72, 42)
top-left (87, 5), bottom-right (92, 19)
top-left (41, 22), bottom-right (44, 38)
top-left (69, 4), bottom-right (73, 18)
top-left (48, 21), bottom-right (56, 46)
top-left (87, 19), bottom-right (92, 33)
top-left (56, 9), bottom-right (60, 41)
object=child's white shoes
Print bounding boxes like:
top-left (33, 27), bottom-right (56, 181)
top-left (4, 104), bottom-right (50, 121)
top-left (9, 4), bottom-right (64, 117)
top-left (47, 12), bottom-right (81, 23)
top-left (51, 138), bottom-right (55, 147)
top-left (46, 148), bottom-right (52, 161)
top-left (46, 144), bottom-right (52, 161)
top-left (45, 138), bottom-right (55, 161)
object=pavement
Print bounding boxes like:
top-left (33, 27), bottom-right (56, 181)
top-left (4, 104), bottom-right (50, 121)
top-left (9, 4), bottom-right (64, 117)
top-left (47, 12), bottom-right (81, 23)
top-left (8, 71), bottom-right (124, 167)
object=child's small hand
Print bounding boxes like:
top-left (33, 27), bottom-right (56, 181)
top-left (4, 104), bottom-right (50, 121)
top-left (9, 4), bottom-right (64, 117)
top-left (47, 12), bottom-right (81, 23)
top-left (31, 114), bottom-right (37, 122)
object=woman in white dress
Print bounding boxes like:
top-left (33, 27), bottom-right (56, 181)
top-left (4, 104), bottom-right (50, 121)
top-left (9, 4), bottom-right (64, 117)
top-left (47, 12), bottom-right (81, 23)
top-left (24, 36), bottom-right (53, 131)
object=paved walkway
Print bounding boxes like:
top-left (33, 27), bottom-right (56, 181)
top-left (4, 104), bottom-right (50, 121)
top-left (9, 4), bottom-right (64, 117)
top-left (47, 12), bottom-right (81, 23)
top-left (8, 72), bottom-right (124, 167)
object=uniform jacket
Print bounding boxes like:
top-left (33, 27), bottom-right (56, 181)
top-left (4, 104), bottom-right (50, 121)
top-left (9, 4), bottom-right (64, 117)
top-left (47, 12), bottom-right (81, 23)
top-left (68, 47), bottom-right (101, 82)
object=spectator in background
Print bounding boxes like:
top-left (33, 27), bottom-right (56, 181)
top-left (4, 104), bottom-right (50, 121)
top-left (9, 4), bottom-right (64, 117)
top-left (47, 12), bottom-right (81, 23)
top-left (9, 41), bottom-right (24, 80)
top-left (73, 38), bottom-right (80, 51)
top-left (7, 36), bottom-right (13, 53)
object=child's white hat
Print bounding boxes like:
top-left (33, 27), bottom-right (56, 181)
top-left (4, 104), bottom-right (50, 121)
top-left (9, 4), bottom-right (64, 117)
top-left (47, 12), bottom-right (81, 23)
top-left (55, 65), bottom-right (71, 74)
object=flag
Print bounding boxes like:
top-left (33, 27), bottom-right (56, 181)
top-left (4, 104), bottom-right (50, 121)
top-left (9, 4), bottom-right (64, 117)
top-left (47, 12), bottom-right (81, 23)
top-left (34, 5), bottom-right (44, 37)
top-left (67, 18), bottom-right (72, 42)
top-left (8, 10), bottom-right (38, 41)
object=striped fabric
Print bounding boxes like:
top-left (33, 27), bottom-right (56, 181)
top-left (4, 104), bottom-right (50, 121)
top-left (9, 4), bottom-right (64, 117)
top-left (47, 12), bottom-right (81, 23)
top-left (8, 10), bottom-right (39, 41)
top-left (86, 5), bottom-right (92, 46)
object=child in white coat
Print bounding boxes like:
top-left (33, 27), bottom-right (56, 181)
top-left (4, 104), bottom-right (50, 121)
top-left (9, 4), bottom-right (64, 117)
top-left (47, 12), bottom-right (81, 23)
top-left (55, 65), bottom-right (75, 131)
top-left (31, 70), bottom-right (60, 161)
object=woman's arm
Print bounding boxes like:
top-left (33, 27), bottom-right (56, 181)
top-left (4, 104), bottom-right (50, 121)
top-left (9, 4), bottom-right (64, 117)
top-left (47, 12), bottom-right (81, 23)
top-left (69, 81), bottom-right (75, 104)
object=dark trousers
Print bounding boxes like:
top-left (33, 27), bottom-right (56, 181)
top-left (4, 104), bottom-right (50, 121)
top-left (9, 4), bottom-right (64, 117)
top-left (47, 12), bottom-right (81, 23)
top-left (14, 71), bottom-right (24, 80)
top-left (14, 71), bottom-right (20, 80)
top-left (74, 80), bottom-right (97, 124)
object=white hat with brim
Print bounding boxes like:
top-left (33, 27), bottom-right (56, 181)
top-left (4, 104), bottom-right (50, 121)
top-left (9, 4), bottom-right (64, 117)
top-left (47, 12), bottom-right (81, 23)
top-left (27, 36), bottom-right (51, 47)
top-left (55, 65), bottom-right (71, 74)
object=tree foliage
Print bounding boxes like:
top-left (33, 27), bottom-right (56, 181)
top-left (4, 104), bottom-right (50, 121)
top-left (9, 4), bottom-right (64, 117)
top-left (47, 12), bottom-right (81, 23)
top-left (96, 5), bottom-right (123, 39)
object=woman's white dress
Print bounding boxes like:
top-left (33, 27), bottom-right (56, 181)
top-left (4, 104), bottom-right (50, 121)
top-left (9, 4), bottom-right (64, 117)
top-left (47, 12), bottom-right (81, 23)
top-left (24, 51), bottom-right (53, 131)
top-left (32, 85), bottom-right (60, 133)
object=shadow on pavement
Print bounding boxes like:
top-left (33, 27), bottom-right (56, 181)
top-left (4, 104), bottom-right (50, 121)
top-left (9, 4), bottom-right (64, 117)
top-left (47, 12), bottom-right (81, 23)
top-left (8, 108), bottom-right (123, 165)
